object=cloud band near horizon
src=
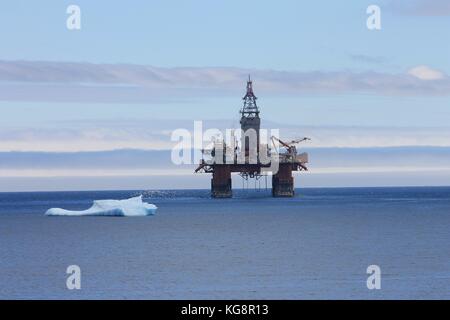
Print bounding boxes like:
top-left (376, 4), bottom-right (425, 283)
top-left (0, 61), bottom-right (449, 104)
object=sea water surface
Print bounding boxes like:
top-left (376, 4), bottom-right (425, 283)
top-left (0, 187), bottom-right (449, 299)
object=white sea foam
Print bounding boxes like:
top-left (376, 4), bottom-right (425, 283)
top-left (45, 196), bottom-right (157, 216)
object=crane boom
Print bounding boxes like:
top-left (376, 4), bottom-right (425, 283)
top-left (271, 136), bottom-right (291, 149)
top-left (271, 136), bottom-right (311, 153)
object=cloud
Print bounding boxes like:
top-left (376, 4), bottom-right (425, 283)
top-left (387, 0), bottom-right (450, 16)
top-left (0, 126), bottom-right (170, 152)
top-left (408, 65), bottom-right (445, 80)
top-left (1, 121), bottom-right (450, 152)
top-left (1, 147), bottom-right (450, 179)
top-left (281, 125), bottom-right (450, 149)
top-left (0, 60), bottom-right (449, 104)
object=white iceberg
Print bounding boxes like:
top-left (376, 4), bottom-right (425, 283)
top-left (45, 196), bottom-right (157, 217)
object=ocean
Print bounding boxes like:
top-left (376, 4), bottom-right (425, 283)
top-left (0, 187), bottom-right (449, 299)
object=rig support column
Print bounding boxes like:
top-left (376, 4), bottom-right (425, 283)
top-left (272, 164), bottom-right (294, 197)
top-left (211, 165), bottom-right (232, 198)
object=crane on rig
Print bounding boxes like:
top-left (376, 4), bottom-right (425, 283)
top-left (271, 136), bottom-right (310, 171)
top-left (271, 136), bottom-right (310, 155)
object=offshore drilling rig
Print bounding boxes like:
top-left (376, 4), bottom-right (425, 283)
top-left (195, 77), bottom-right (309, 198)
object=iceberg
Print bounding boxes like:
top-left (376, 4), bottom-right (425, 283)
top-left (45, 196), bottom-right (157, 217)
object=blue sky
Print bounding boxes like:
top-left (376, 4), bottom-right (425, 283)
top-left (2, 0), bottom-right (449, 71)
top-left (0, 0), bottom-right (449, 190)
top-left (0, 0), bottom-right (448, 126)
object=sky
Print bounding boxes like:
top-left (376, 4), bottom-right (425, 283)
top-left (0, 0), bottom-right (449, 191)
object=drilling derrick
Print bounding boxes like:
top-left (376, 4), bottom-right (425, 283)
top-left (240, 76), bottom-right (261, 159)
top-left (195, 77), bottom-right (309, 198)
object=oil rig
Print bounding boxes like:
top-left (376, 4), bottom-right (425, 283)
top-left (195, 77), bottom-right (309, 198)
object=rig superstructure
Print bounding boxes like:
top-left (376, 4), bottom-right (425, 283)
top-left (195, 77), bottom-right (309, 198)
